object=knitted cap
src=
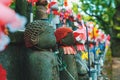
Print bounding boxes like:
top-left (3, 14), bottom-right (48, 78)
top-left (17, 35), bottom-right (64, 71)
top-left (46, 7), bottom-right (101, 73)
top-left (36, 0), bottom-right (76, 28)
top-left (24, 20), bottom-right (49, 48)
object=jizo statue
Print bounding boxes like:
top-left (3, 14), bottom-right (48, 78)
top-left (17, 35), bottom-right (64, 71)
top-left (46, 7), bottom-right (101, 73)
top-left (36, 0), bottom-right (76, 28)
top-left (35, 0), bottom-right (48, 20)
top-left (24, 20), bottom-right (59, 80)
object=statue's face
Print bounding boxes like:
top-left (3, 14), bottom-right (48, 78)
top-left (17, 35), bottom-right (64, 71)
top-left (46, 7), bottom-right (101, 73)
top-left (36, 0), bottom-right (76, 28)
top-left (36, 25), bottom-right (56, 49)
top-left (61, 32), bottom-right (75, 46)
top-left (24, 20), bottom-right (56, 49)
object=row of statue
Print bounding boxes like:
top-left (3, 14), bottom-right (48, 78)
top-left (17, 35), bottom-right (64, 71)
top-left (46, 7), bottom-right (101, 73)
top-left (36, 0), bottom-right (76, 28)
top-left (25, 0), bottom-right (110, 80)
top-left (0, 0), bottom-right (110, 80)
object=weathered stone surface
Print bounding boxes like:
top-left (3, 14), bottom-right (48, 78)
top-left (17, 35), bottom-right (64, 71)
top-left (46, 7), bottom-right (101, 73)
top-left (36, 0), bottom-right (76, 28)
top-left (28, 51), bottom-right (59, 80)
top-left (8, 31), bottom-right (24, 44)
top-left (35, 6), bottom-right (48, 20)
top-left (24, 20), bottom-right (56, 49)
top-left (0, 30), bottom-right (59, 80)
top-left (61, 32), bottom-right (75, 46)
top-left (0, 44), bottom-right (28, 80)
top-left (59, 48), bottom-right (78, 80)
top-left (24, 20), bottom-right (59, 80)
top-left (35, 0), bottom-right (48, 20)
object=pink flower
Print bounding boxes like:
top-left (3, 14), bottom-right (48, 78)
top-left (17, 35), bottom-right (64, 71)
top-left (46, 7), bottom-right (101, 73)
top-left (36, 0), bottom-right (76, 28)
top-left (0, 0), bottom-right (12, 6)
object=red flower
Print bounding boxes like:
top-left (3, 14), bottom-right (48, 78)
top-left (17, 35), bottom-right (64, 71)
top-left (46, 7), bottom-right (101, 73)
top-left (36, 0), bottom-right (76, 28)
top-left (0, 64), bottom-right (7, 80)
top-left (48, 1), bottom-right (56, 9)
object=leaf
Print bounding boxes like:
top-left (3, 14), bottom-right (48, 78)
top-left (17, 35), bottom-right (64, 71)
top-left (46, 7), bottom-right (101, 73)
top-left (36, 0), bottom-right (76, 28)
top-left (72, 3), bottom-right (79, 14)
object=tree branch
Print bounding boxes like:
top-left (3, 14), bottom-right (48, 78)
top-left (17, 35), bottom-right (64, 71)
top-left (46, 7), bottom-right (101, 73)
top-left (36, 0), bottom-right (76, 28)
top-left (84, 11), bottom-right (110, 33)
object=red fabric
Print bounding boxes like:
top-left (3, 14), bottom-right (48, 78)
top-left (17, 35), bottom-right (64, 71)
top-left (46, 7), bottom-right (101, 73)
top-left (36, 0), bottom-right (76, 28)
top-left (62, 46), bottom-right (76, 54)
top-left (54, 27), bottom-right (73, 43)
top-left (73, 32), bottom-right (84, 39)
top-left (27, 0), bottom-right (38, 6)
top-left (47, 1), bottom-right (58, 14)
top-left (48, 1), bottom-right (56, 8)
top-left (0, 64), bottom-right (7, 80)
top-left (77, 14), bottom-right (81, 20)
top-left (52, 10), bottom-right (59, 15)
top-left (27, 0), bottom-right (38, 3)
top-left (76, 44), bottom-right (85, 51)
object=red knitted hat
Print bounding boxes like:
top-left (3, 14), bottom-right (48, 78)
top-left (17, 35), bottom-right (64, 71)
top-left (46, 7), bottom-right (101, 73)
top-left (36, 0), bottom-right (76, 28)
top-left (54, 27), bottom-right (73, 43)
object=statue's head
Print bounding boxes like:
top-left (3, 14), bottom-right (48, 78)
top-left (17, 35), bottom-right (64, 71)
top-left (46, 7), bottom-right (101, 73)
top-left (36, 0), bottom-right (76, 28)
top-left (36, 0), bottom-right (48, 6)
top-left (54, 27), bottom-right (74, 46)
top-left (24, 20), bottom-right (56, 50)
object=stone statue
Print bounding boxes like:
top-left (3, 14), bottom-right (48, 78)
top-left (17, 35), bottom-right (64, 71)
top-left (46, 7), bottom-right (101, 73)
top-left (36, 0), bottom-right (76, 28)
top-left (54, 27), bottom-right (78, 80)
top-left (24, 20), bottom-right (59, 80)
top-left (35, 0), bottom-right (48, 20)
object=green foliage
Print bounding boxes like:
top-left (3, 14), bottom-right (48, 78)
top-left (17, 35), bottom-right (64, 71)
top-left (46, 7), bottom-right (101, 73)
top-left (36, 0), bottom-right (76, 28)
top-left (10, 2), bottom-right (16, 9)
top-left (72, 3), bottom-right (79, 14)
top-left (79, 0), bottom-right (116, 33)
top-left (114, 26), bottom-right (120, 30)
top-left (117, 33), bottom-right (120, 38)
top-left (82, 15), bottom-right (95, 21)
top-left (80, 0), bottom-right (115, 22)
